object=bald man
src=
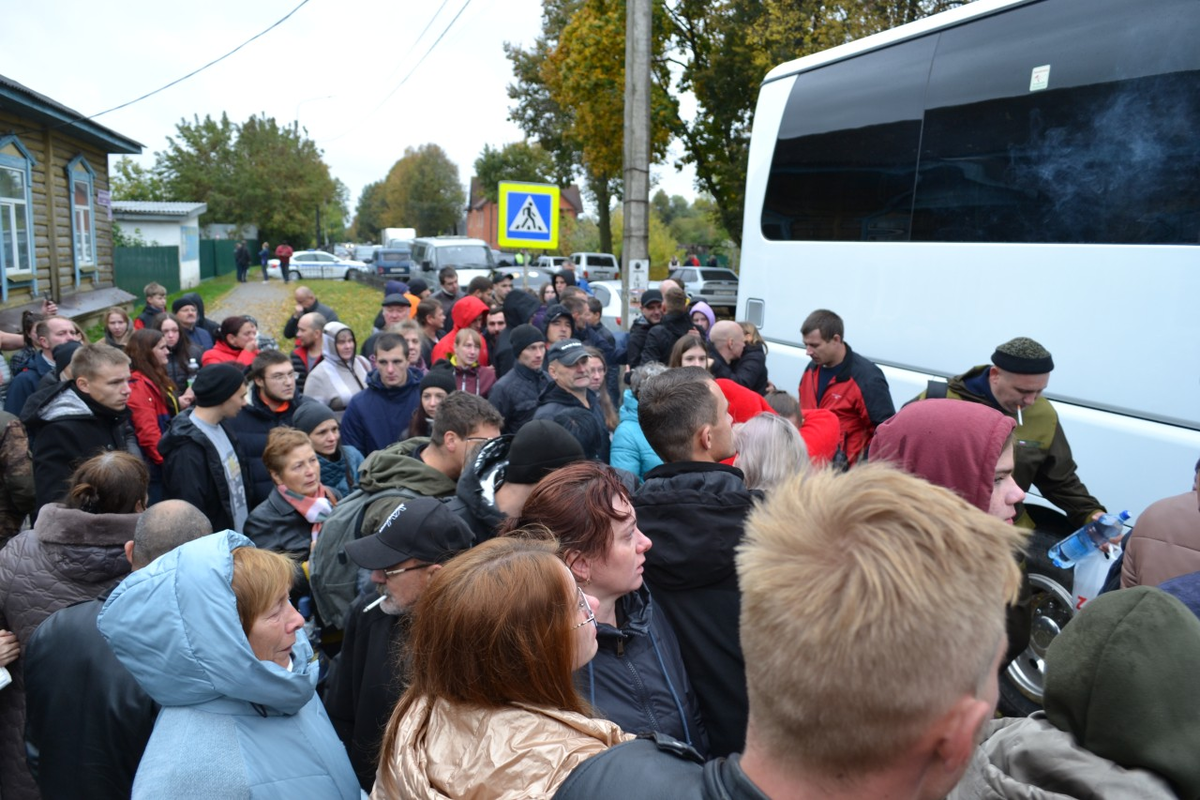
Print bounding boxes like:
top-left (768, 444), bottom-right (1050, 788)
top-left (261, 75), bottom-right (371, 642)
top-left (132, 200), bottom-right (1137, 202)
top-left (282, 285), bottom-right (339, 340)
top-left (709, 320), bottom-right (768, 395)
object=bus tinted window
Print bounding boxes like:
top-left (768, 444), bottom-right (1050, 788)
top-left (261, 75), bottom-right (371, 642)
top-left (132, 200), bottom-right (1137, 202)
top-left (762, 0), bottom-right (1200, 245)
top-left (915, 0), bottom-right (1200, 243)
top-left (761, 36), bottom-right (936, 242)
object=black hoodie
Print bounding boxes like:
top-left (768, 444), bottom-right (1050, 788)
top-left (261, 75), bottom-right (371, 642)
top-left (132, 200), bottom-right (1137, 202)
top-left (632, 461), bottom-right (762, 758)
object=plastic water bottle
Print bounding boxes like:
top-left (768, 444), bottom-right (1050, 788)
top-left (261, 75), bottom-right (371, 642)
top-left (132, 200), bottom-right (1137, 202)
top-left (187, 357), bottom-right (199, 387)
top-left (1048, 510), bottom-right (1130, 568)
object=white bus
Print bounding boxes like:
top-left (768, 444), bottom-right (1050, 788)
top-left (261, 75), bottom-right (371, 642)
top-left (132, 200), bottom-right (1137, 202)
top-left (739, 0), bottom-right (1200, 524)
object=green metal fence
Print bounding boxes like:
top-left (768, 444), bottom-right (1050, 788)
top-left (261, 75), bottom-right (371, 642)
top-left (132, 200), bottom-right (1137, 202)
top-left (200, 240), bottom-right (238, 280)
top-left (114, 246), bottom-right (181, 296)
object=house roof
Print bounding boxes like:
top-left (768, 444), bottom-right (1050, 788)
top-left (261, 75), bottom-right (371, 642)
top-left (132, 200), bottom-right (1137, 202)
top-left (112, 201), bottom-right (207, 218)
top-left (0, 74), bottom-right (143, 155)
top-left (561, 185), bottom-right (583, 214)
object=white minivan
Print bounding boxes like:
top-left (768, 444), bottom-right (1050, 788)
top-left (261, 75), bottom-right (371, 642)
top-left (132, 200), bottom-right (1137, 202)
top-left (569, 252), bottom-right (619, 281)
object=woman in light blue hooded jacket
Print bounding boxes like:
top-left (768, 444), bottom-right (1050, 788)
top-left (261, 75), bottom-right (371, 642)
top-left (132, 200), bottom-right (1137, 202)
top-left (98, 531), bottom-right (364, 799)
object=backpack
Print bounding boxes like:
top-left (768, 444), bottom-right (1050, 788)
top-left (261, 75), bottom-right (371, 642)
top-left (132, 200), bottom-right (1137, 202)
top-left (310, 486), bottom-right (466, 629)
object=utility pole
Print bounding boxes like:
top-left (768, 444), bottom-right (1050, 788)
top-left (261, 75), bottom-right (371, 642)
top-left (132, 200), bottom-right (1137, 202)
top-left (621, 0), bottom-right (651, 330)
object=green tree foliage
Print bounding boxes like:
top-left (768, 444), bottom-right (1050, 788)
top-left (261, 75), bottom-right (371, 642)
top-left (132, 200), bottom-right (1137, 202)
top-left (151, 113), bottom-right (340, 247)
top-left (383, 144), bottom-right (466, 236)
top-left (663, 0), bottom-right (967, 246)
top-left (352, 180), bottom-right (388, 243)
top-left (609, 206), bottom-right (678, 276)
top-left (109, 157), bottom-right (165, 201)
top-left (474, 141), bottom-right (557, 204)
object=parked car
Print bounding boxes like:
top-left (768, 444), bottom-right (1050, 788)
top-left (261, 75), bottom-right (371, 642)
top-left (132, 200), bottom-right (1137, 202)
top-left (353, 244), bottom-right (379, 264)
top-left (534, 255), bottom-right (569, 270)
top-left (669, 266), bottom-right (739, 309)
top-left (265, 250), bottom-right (367, 281)
top-left (589, 280), bottom-right (659, 333)
top-left (374, 247), bottom-right (413, 278)
top-left (410, 236), bottom-right (495, 281)
top-left (570, 252), bottom-right (619, 281)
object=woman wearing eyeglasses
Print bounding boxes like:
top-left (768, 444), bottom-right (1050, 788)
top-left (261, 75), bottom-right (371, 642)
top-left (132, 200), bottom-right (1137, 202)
top-left (503, 461), bottom-right (708, 757)
top-left (371, 535), bottom-right (630, 799)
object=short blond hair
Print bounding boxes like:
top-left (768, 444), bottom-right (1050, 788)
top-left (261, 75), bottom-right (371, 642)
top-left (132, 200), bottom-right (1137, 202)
top-left (737, 464), bottom-right (1026, 776)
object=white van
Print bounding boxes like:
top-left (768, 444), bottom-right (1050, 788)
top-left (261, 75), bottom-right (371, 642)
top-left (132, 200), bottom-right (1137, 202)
top-left (569, 252), bottom-right (619, 281)
top-left (410, 236), bottom-right (496, 281)
top-left (738, 0), bottom-right (1200, 714)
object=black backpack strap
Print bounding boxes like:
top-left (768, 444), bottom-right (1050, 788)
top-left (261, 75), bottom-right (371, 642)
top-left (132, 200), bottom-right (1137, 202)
top-left (925, 379), bottom-right (949, 399)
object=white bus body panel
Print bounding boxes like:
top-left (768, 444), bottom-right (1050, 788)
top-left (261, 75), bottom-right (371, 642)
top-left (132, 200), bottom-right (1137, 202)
top-left (740, 0), bottom-right (1200, 521)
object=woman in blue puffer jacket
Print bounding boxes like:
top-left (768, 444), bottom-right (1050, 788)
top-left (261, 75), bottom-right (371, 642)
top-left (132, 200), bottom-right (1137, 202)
top-left (98, 531), bottom-right (363, 799)
top-left (504, 461), bottom-right (708, 757)
top-left (610, 362), bottom-right (668, 480)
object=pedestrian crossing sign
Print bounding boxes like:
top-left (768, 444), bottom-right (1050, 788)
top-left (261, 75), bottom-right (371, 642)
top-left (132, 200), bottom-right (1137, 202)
top-left (497, 182), bottom-right (560, 250)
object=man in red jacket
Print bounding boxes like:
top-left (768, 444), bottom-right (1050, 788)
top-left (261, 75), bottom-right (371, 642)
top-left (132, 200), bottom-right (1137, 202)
top-left (798, 308), bottom-right (894, 465)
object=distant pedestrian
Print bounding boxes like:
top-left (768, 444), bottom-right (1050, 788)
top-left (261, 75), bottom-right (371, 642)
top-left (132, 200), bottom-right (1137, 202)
top-left (275, 241), bottom-right (294, 283)
top-left (234, 240), bottom-right (251, 283)
top-left (259, 241), bottom-right (271, 282)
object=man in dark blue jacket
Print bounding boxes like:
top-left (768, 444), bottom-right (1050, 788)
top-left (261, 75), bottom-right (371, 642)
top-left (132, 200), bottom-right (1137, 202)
top-left (487, 324), bottom-right (548, 434)
top-left (533, 339), bottom-right (607, 462)
top-left (340, 333), bottom-right (422, 456)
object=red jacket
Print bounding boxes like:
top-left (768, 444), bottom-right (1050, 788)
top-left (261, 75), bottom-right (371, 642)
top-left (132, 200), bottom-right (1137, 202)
top-left (201, 340), bottom-right (256, 368)
top-left (127, 371), bottom-right (175, 464)
top-left (430, 296), bottom-right (491, 367)
top-left (798, 343), bottom-right (895, 465)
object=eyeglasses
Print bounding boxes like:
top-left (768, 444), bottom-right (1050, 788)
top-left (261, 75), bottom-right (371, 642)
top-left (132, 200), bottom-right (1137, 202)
top-left (383, 563), bottom-right (434, 577)
top-left (266, 372), bottom-right (297, 383)
top-left (572, 586), bottom-right (596, 630)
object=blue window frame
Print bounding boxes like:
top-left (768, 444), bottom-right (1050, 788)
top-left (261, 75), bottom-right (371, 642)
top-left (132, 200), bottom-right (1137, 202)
top-left (0, 136), bottom-right (38, 302)
top-left (66, 154), bottom-right (97, 284)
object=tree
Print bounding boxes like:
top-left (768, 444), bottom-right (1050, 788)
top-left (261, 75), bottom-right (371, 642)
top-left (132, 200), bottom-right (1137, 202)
top-left (153, 113), bottom-right (338, 246)
top-left (383, 144), bottom-right (466, 236)
top-left (474, 141), bottom-right (557, 203)
top-left (110, 157), bottom-right (165, 201)
top-left (610, 206), bottom-right (677, 276)
top-left (353, 180), bottom-right (388, 243)
top-left (663, 0), bottom-right (968, 245)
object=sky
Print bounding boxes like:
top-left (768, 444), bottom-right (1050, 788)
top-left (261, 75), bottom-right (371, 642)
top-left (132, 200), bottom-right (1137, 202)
top-left (3, 0), bottom-right (698, 228)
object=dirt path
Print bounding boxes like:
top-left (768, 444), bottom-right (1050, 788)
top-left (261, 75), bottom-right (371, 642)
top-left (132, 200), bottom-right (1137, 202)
top-left (204, 278), bottom-right (293, 339)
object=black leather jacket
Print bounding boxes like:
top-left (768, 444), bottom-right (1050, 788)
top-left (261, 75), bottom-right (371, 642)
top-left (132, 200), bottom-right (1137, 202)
top-left (553, 735), bottom-right (770, 800)
top-left (24, 596), bottom-right (158, 800)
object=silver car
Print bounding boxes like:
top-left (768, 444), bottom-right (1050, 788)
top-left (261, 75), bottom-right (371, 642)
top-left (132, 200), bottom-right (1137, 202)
top-left (669, 267), bottom-right (739, 309)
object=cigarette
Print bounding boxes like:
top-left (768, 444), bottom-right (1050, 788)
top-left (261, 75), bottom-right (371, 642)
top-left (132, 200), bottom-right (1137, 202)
top-left (363, 595), bottom-right (386, 613)
top-left (1017, 407), bottom-right (1023, 426)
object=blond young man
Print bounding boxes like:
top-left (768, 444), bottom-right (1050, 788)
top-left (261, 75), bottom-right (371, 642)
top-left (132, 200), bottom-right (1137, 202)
top-left (557, 465), bottom-right (1026, 800)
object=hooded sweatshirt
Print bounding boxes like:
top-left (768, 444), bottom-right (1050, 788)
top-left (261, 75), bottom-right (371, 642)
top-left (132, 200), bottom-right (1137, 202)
top-left (871, 398), bottom-right (1015, 513)
top-left (430, 296), bottom-right (491, 367)
top-left (97, 531), bottom-right (362, 799)
top-left (952, 587), bottom-right (1200, 799)
top-left (304, 321), bottom-right (371, 414)
top-left (689, 302), bottom-right (716, 338)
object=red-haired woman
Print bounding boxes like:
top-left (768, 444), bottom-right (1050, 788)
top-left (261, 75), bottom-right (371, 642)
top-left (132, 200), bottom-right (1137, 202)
top-left (503, 461), bottom-right (707, 756)
top-left (127, 329), bottom-right (186, 502)
top-left (373, 536), bottom-right (630, 799)
top-left (201, 315), bottom-right (258, 368)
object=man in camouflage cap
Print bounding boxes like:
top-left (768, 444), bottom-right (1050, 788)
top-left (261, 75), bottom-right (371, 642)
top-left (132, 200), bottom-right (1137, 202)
top-left (913, 336), bottom-right (1105, 529)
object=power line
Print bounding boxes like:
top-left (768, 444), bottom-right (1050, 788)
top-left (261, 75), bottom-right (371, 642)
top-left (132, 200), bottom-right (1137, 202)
top-left (319, 0), bottom-right (476, 145)
top-left (14, 0), bottom-right (312, 137)
top-left (377, 0), bottom-right (455, 87)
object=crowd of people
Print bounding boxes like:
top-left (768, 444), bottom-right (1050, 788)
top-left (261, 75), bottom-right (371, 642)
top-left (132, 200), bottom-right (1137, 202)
top-left (0, 266), bottom-right (1197, 800)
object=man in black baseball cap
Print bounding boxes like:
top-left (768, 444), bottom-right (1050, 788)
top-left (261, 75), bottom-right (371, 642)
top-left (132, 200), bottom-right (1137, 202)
top-left (627, 288), bottom-right (664, 368)
top-left (534, 339), bottom-right (609, 461)
top-left (325, 496), bottom-right (474, 789)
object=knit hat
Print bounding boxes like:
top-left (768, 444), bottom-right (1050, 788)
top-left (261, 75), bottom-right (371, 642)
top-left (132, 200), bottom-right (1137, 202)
top-left (53, 341), bottom-right (83, 377)
top-left (344, 496), bottom-right (474, 570)
top-left (291, 401), bottom-right (336, 434)
top-left (509, 324), bottom-right (545, 358)
top-left (505, 420), bottom-right (585, 484)
top-left (407, 277), bottom-right (429, 295)
top-left (991, 337), bottom-right (1054, 374)
top-left (382, 293), bottom-right (411, 308)
top-left (419, 366), bottom-right (456, 395)
top-left (1160, 570), bottom-right (1200, 621)
top-left (1043, 586), bottom-right (1200, 798)
top-left (171, 297), bottom-right (198, 314)
top-left (191, 364), bottom-right (246, 407)
top-left (384, 280), bottom-right (408, 296)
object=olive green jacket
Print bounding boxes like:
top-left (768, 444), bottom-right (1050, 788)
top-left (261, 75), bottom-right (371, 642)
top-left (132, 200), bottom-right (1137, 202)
top-left (915, 365), bottom-right (1104, 528)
